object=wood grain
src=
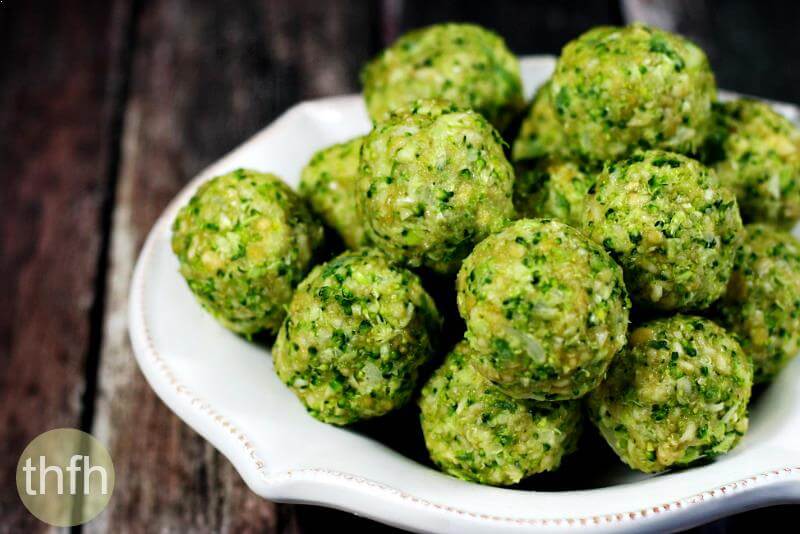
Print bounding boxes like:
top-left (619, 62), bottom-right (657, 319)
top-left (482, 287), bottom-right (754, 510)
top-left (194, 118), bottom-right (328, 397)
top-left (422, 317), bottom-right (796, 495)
top-left (0, 0), bottom-right (133, 529)
top-left (386, 0), bottom-right (623, 53)
top-left (86, 1), bottom-right (377, 531)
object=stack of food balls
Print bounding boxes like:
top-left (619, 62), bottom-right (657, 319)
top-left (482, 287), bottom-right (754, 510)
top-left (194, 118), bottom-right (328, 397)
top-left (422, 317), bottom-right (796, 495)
top-left (171, 22), bottom-right (800, 486)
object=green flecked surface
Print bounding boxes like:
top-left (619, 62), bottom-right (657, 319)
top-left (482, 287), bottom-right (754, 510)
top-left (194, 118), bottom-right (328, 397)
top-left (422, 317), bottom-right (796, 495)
top-left (299, 136), bottom-right (369, 249)
top-left (717, 224), bottom-right (800, 383)
top-left (418, 342), bottom-right (581, 486)
top-left (273, 248), bottom-right (441, 425)
top-left (551, 24), bottom-right (716, 162)
top-left (171, 169), bottom-right (324, 335)
top-left (707, 99), bottom-right (800, 226)
top-left (513, 159), bottom-right (596, 226)
top-left (582, 150), bottom-right (743, 310)
top-left (358, 100), bottom-right (515, 274)
top-left (361, 23), bottom-right (524, 130)
top-left (456, 218), bottom-right (630, 400)
top-left (511, 81), bottom-right (570, 162)
top-left (587, 315), bottom-right (753, 473)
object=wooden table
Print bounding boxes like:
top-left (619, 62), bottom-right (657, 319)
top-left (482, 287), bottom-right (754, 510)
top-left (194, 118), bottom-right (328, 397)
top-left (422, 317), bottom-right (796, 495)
top-left (1, 1), bottom-right (797, 531)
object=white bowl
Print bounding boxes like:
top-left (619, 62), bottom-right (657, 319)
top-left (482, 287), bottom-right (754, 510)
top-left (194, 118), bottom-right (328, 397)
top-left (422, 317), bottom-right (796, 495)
top-left (129, 56), bottom-right (800, 533)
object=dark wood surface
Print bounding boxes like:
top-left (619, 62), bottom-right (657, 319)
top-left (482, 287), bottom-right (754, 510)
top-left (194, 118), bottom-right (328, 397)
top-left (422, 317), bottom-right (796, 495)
top-left (0, 0), bottom-right (134, 529)
top-left (0, 1), bottom-right (797, 532)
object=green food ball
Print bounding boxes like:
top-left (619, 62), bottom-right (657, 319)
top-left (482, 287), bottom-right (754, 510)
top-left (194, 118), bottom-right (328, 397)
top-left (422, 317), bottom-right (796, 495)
top-left (582, 150), bottom-right (743, 310)
top-left (717, 224), bottom-right (800, 383)
top-left (359, 100), bottom-right (515, 274)
top-left (707, 99), bottom-right (800, 226)
top-left (418, 342), bottom-right (581, 486)
top-left (512, 81), bottom-right (570, 162)
top-left (513, 159), bottom-right (596, 226)
top-left (299, 136), bottom-right (369, 249)
top-left (456, 218), bottom-right (630, 400)
top-left (273, 248), bottom-right (441, 425)
top-left (551, 24), bottom-right (716, 161)
top-left (587, 315), bottom-right (753, 473)
top-left (361, 23), bottom-right (524, 130)
top-left (171, 169), bottom-right (324, 335)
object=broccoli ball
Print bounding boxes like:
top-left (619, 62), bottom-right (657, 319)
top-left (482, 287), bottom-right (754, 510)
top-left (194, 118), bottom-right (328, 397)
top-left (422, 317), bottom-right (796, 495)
top-left (708, 99), bottom-right (800, 226)
top-left (717, 224), bottom-right (800, 383)
top-left (418, 342), bottom-right (581, 486)
top-left (512, 81), bottom-right (570, 162)
top-left (551, 24), bottom-right (716, 161)
top-left (299, 136), bottom-right (369, 249)
top-left (513, 159), bottom-right (596, 226)
top-left (582, 150), bottom-right (743, 310)
top-left (456, 218), bottom-right (630, 400)
top-left (358, 100), bottom-right (515, 274)
top-left (171, 169), bottom-right (324, 335)
top-left (587, 315), bottom-right (753, 473)
top-left (361, 23), bottom-right (524, 130)
top-left (273, 248), bottom-right (441, 425)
